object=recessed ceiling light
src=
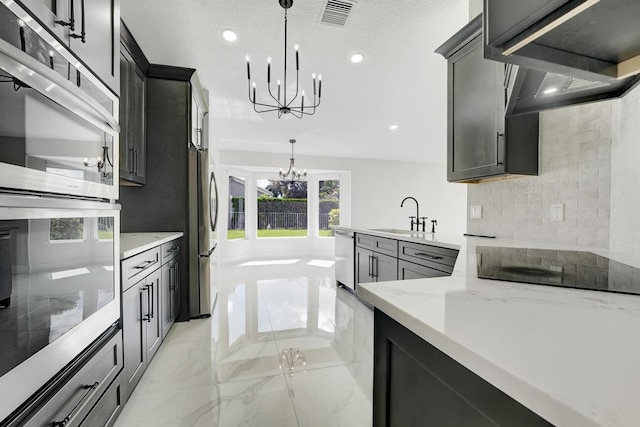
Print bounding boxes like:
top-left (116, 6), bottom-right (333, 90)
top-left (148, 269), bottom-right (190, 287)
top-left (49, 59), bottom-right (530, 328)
top-left (543, 87), bottom-right (558, 95)
top-left (350, 53), bottom-right (364, 64)
top-left (222, 29), bottom-right (237, 42)
top-left (389, 125), bottom-right (398, 130)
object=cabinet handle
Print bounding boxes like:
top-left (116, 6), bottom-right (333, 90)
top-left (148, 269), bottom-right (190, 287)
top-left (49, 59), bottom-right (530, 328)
top-left (373, 256), bottom-right (379, 279)
top-left (168, 246), bottom-right (179, 254)
top-left (414, 252), bottom-right (443, 260)
top-left (69, 0), bottom-right (86, 43)
top-left (368, 255), bottom-right (372, 277)
top-left (134, 259), bottom-right (155, 270)
top-left (149, 282), bottom-right (155, 319)
top-left (55, 0), bottom-right (75, 29)
top-left (133, 149), bottom-right (138, 175)
top-left (141, 285), bottom-right (151, 322)
top-left (52, 381), bottom-right (99, 426)
top-left (496, 132), bottom-right (504, 166)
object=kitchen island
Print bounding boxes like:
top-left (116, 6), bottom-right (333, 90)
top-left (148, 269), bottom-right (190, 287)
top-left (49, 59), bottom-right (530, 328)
top-left (345, 227), bottom-right (640, 426)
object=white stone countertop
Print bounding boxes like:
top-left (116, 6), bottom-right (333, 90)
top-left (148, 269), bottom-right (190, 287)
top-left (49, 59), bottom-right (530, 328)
top-left (120, 232), bottom-right (183, 260)
top-left (342, 226), bottom-right (640, 427)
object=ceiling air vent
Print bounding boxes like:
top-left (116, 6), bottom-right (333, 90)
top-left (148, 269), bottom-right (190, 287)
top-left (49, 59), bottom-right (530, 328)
top-left (320, 0), bottom-right (356, 27)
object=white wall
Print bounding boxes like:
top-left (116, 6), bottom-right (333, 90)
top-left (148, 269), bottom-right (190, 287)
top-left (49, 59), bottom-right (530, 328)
top-left (216, 150), bottom-right (467, 261)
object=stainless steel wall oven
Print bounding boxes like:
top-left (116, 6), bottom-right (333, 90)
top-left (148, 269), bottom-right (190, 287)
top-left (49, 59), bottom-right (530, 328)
top-left (0, 0), bottom-right (120, 423)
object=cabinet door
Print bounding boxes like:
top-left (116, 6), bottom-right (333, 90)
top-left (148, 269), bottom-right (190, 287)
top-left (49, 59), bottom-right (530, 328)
top-left (448, 34), bottom-right (505, 181)
top-left (130, 63), bottom-right (146, 180)
top-left (68, 0), bottom-right (119, 93)
top-left (118, 47), bottom-right (131, 177)
top-left (372, 252), bottom-right (398, 282)
top-left (171, 257), bottom-right (181, 324)
top-left (398, 260), bottom-right (447, 280)
top-left (355, 247), bottom-right (374, 285)
top-left (145, 268), bottom-right (162, 361)
top-left (121, 282), bottom-right (146, 401)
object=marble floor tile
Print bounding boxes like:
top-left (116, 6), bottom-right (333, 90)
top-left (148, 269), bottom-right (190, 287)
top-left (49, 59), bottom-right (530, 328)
top-left (117, 257), bottom-right (374, 427)
top-left (285, 363), bottom-right (373, 427)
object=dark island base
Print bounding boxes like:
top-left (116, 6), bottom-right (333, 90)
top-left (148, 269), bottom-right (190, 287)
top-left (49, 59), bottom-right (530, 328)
top-left (373, 309), bottom-right (553, 426)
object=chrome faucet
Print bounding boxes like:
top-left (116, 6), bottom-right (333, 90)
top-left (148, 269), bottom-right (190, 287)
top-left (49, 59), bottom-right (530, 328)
top-left (400, 196), bottom-right (427, 232)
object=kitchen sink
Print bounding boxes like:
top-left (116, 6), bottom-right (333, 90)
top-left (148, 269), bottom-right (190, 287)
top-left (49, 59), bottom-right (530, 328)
top-left (370, 228), bottom-right (418, 234)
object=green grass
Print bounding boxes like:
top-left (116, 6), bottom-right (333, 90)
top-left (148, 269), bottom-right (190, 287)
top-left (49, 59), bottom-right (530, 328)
top-left (228, 230), bottom-right (246, 240)
top-left (227, 229), bottom-right (335, 239)
top-left (98, 231), bottom-right (113, 240)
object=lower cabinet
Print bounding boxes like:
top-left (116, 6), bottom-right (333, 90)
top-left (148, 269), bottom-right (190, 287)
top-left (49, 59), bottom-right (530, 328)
top-left (373, 310), bottom-right (553, 427)
top-left (355, 233), bottom-right (460, 286)
top-left (356, 247), bottom-right (398, 284)
top-left (120, 237), bottom-right (181, 403)
top-left (23, 327), bottom-right (123, 427)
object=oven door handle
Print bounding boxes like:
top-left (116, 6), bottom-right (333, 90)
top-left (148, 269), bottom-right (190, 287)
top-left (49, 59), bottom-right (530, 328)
top-left (52, 381), bottom-right (99, 426)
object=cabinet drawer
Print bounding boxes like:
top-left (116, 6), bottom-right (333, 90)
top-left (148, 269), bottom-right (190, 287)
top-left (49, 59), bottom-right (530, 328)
top-left (80, 376), bottom-right (123, 427)
top-left (355, 233), bottom-right (398, 258)
top-left (398, 260), bottom-right (450, 280)
top-left (25, 329), bottom-right (123, 427)
top-left (122, 247), bottom-right (161, 291)
top-left (161, 238), bottom-right (181, 262)
top-left (398, 241), bottom-right (459, 274)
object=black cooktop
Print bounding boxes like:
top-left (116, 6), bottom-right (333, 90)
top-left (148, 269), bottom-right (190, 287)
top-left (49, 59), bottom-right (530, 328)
top-left (476, 246), bottom-right (640, 295)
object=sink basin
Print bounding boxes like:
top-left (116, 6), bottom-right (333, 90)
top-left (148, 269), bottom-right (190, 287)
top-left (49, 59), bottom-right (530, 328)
top-left (370, 228), bottom-right (417, 234)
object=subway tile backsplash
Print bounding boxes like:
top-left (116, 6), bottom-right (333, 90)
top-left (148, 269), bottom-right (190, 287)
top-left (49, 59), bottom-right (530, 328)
top-left (467, 101), bottom-right (613, 248)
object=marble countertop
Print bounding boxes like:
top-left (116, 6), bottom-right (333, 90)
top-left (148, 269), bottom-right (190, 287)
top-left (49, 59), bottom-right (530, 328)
top-left (120, 232), bottom-right (183, 260)
top-left (344, 226), bottom-right (640, 427)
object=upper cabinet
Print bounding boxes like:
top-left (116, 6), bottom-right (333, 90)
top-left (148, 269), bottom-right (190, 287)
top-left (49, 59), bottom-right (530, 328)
top-left (17, 0), bottom-right (120, 94)
top-left (483, 0), bottom-right (640, 86)
top-left (119, 21), bottom-right (149, 185)
top-left (436, 16), bottom-right (539, 183)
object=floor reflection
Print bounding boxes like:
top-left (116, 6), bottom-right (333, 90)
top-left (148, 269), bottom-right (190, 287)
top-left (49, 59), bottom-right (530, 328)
top-left (115, 257), bottom-right (373, 427)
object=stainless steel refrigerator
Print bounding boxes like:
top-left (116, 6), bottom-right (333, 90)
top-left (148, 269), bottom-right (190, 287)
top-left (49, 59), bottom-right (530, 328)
top-left (188, 147), bottom-right (218, 318)
top-left (119, 70), bottom-right (218, 321)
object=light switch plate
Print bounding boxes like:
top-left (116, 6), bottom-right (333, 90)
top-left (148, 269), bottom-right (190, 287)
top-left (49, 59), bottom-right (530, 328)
top-left (551, 203), bottom-right (564, 222)
top-left (470, 205), bottom-right (482, 219)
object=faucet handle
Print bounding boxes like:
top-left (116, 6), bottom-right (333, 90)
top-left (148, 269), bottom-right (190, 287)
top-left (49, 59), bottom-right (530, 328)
top-left (419, 217), bottom-right (428, 232)
top-left (408, 216), bottom-right (416, 231)
top-left (431, 219), bottom-right (438, 233)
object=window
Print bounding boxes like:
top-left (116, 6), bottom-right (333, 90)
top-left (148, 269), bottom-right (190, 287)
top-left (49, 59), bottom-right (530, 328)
top-left (228, 176), bottom-right (246, 240)
top-left (97, 217), bottom-right (114, 240)
top-left (49, 218), bottom-right (84, 242)
top-left (319, 180), bottom-right (340, 237)
top-left (257, 180), bottom-right (308, 238)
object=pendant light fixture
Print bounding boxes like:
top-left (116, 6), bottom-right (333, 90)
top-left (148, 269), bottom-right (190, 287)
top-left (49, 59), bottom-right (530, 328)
top-left (246, 0), bottom-right (322, 119)
top-left (279, 139), bottom-right (307, 183)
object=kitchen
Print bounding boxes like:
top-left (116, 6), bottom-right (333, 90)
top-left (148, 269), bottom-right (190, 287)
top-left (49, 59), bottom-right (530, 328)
top-left (1, 0), bottom-right (640, 426)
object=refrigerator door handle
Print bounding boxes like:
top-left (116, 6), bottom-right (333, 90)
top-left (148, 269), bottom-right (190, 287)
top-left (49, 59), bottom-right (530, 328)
top-left (199, 243), bottom-right (217, 258)
top-left (209, 171), bottom-right (219, 232)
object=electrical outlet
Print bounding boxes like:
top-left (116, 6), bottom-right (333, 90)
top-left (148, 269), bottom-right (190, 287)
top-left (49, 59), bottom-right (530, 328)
top-left (551, 203), bottom-right (564, 222)
top-left (470, 205), bottom-right (482, 219)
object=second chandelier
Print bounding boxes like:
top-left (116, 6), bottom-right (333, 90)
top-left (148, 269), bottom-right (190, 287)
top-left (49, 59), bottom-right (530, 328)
top-left (246, 0), bottom-right (322, 119)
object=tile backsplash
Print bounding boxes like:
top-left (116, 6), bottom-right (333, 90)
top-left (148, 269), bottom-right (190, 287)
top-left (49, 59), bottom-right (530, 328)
top-left (467, 101), bottom-right (614, 248)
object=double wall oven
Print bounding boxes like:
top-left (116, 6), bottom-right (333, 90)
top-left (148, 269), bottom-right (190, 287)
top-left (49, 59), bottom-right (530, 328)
top-left (0, 0), bottom-right (120, 423)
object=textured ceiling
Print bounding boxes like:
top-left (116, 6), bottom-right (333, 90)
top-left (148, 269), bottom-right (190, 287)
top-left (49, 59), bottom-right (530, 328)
top-left (121, 0), bottom-right (468, 163)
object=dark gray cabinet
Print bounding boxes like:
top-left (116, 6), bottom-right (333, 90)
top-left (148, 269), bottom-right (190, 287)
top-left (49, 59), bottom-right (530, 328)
top-left (356, 247), bottom-right (397, 285)
top-left (436, 16), bottom-right (539, 183)
top-left (121, 246), bottom-right (162, 401)
top-left (119, 22), bottom-right (148, 185)
top-left (22, 327), bottom-right (123, 427)
top-left (18, 0), bottom-right (120, 93)
top-left (373, 309), bottom-right (553, 427)
top-left (161, 239), bottom-right (181, 339)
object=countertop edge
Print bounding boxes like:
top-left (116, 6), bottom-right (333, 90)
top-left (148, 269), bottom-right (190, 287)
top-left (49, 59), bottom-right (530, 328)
top-left (356, 281), bottom-right (599, 427)
top-left (120, 232), bottom-right (184, 260)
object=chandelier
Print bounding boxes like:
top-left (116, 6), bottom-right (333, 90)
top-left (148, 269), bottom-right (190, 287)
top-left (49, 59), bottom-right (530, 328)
top-left (279, 347), bottom-right (306, 376)
top-left (246, 0), bottom-right (322, 119)
top-left (279, 139), bottom-right (307, 183)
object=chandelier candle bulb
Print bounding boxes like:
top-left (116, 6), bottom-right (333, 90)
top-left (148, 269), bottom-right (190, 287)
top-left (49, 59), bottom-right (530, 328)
top-left (301, 90), bottom-right (304, 109)
top-left (312, 74), bottom-right (316, 95)
top-left (318, 75), bottom-right (322, 97)
top-left (295, 44), bottom-right (299, 70)
top-left (246, 55), bottom-right (251, 80)
top-left (267, 57), bottom-right (271, 83)
top-left (252, 82), bottom-right (256, 102)
top-left (49, 50), bottom-right (54, 69)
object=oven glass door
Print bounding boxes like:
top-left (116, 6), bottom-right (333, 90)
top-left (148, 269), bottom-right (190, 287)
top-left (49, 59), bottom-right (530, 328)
top-left (0, 64), bottom-right (117, 199)
top-left (0, 197), bottom-right (120, 420)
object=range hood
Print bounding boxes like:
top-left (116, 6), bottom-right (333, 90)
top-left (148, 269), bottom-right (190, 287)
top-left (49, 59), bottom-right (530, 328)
top-left (484, 0), bottom-right (640, 83)
top-left (437, 14), bottom-right (639, 117)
